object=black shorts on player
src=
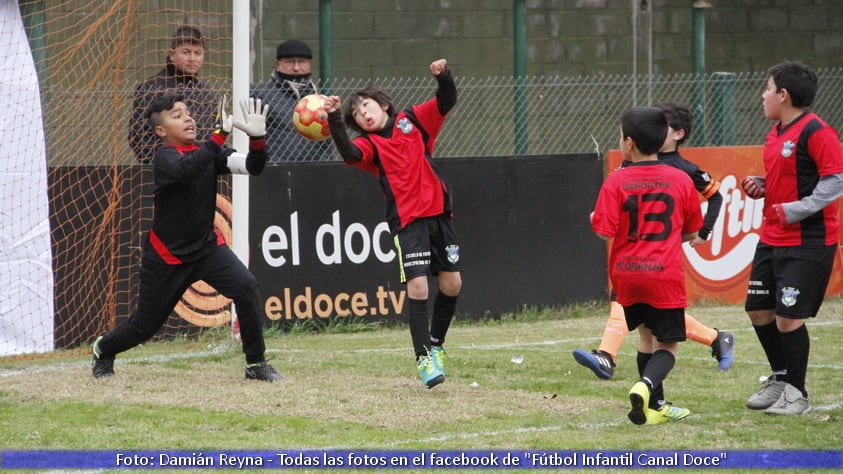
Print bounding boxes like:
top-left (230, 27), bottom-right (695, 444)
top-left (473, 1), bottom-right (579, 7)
top-left (745, 242), bottom-right (836, 319)
top-left (394, 213), bottom-right (462, 283)
top-left (624, 304), bottom-right (687, 343)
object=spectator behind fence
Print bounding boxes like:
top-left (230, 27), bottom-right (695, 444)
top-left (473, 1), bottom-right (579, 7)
top-left (251, 39), bottom-right (333, 162)
top-left (128, 26), bottom-right (216, 164)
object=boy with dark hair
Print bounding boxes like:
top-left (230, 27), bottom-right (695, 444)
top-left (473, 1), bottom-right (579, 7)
top-left (573, 102), bottom-right (735, 380)
top-left (93, 93), bottom-right (282, 382)
top-left (322, 59), bottom-right (461, 389)
top-left (740, 61), bottom-right (843, 415)
top-left (591, 106), bottom-right (703, 425)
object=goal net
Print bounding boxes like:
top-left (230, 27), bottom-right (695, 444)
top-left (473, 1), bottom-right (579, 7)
top-left (4, 1), bottom-right (237, 356)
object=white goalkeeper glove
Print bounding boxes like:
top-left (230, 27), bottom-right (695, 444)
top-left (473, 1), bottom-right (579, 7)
top-left (215, 95), bottom-right (233, 134)
top-left (234, 98), bottom-right (269, 138)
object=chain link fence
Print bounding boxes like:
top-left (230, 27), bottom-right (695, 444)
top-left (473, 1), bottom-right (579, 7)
top-left (41, 68), bottom-right (843, 165)
top-left (316, 68), bottom-right (843, 160)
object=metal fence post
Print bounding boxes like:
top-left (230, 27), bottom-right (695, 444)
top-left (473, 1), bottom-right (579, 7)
top-left (711, 72), bottom-right (736, 146)
top-left (691, 1), bottom-right (709, 146)
top-left (513, 0), bottom-right (528, 156)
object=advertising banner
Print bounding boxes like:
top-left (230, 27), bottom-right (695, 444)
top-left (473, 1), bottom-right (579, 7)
top-left (249, 156), bottom-right (607, 322)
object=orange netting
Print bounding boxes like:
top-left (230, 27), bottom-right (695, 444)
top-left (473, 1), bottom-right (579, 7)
top-left (16, 1), bottom-right (235, 352)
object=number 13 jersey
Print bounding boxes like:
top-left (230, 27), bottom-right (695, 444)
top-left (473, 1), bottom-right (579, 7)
top-left (592, 161), bottom-right (703, 308)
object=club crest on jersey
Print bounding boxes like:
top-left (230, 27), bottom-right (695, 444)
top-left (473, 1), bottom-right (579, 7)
top-left (781, 286), bottom-right (800, 307)
top-left (701, 171), bottom-right (711, 182)
top-left (781, 140), bottom-right (795, 158)
top-left (397, 117), bottom-right (414, 134)
top-left (445, 244), bottom-right (460, 264)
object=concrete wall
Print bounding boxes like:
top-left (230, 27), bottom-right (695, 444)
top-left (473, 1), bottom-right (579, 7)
top-left (252, 0), bottom-right (843, 81)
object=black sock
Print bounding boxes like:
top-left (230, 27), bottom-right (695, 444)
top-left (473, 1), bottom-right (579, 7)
top-left (407, 298), bottom-right (430, 359)
top-left (641, 350), bottom-right (675, 408)
top-left (780, 324), bottom-right (810, 398)
top-left (636, 351), bottom-right (652, 378)
top-left (429, 292), bottom-right (458, 347)
top-left (754, 320), bottom-right (787, 374)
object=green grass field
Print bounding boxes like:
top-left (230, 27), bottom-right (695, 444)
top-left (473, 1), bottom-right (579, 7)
top-left (0, 299), bottom-right (841, 472)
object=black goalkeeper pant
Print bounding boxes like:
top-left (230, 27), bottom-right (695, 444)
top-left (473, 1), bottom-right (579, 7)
top-left (97, 244), bottom-right (267, 364)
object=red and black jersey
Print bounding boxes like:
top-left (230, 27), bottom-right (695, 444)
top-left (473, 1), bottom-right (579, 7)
top-left (625, 150), bottom-right (722, 239)
top-left (762, 112), bottom-right (843, 247)
top-left (143, 137), bottom-right (232, 265)
top-left (592, 161), bottom-right (703, 308)
top-left (351, 98), bottom-right (451, 233)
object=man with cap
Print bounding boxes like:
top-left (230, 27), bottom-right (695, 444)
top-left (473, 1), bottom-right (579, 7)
top-left (128, 26), bottom-right (216, 164)
top-left (251, 39), bottom-right (333, 162)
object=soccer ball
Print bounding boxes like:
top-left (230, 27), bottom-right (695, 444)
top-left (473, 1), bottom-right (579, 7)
top-left (292, 94), bottom-right (331, 141)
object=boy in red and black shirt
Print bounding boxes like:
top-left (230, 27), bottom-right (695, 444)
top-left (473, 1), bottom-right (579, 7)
top-left (741, 61), bottom-right (843, 415)
top-left (92, 94), bottom-right (281, 382)
top-left (324, 59), bottom-right (460, 389)
top-left (574, 102), bottom-right (735, 381)
top-left (591, 106), bottom-right (703, 425)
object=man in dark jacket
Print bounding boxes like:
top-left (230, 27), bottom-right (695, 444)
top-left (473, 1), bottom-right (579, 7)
top-left (128, 26), bottom-right (216, 164)
top-left (251, 39), bottom-right (333, 162)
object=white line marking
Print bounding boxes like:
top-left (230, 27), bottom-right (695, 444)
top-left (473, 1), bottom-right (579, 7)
top-left (3, 320), bottom-right (843, 375)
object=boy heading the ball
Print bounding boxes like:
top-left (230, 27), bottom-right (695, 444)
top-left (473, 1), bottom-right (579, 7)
top-left (92, 93), bottom-right (281, 382)
top-left (322, 59), bottom-right (461, 389)
top-left (591, 106), bottom-right (703, 425)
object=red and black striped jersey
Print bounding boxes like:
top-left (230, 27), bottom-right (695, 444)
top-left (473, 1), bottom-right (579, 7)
top-left (761, 112), bottom-right (843, 247)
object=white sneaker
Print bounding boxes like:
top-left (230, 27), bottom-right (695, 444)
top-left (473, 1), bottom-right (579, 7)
top-left (765, 383), bottom-right (810, 416)
top-left (746, 377), bottom-right (786, 410)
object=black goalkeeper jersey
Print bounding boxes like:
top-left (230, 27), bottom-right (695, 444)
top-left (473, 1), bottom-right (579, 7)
top-left (143, 138), bottom-right (232, 265)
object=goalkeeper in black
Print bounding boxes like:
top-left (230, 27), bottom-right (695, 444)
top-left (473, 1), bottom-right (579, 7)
top-left (92, 93), bottom-right (281, 382)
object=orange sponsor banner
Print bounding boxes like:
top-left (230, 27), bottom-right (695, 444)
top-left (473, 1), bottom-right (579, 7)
top-left (605, 146), bottom-right (843, 305)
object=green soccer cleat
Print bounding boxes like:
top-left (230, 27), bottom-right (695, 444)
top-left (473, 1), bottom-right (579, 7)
top-left (646, 403), bottom-right (691, 424)
top-left (430, 345), bottom-right (447, 375)
top-left (628, 381), bottom-right (650, 425)
top-left (417, 355), bottom-right (444, 389)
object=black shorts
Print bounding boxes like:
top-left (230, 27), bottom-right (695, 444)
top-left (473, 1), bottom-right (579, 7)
top-left (624, 303), bottom-right (686, 343)
top-left (394, 214), bottom-right (462, 283)
top-left (744, 242), bottom-right (836, 319)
